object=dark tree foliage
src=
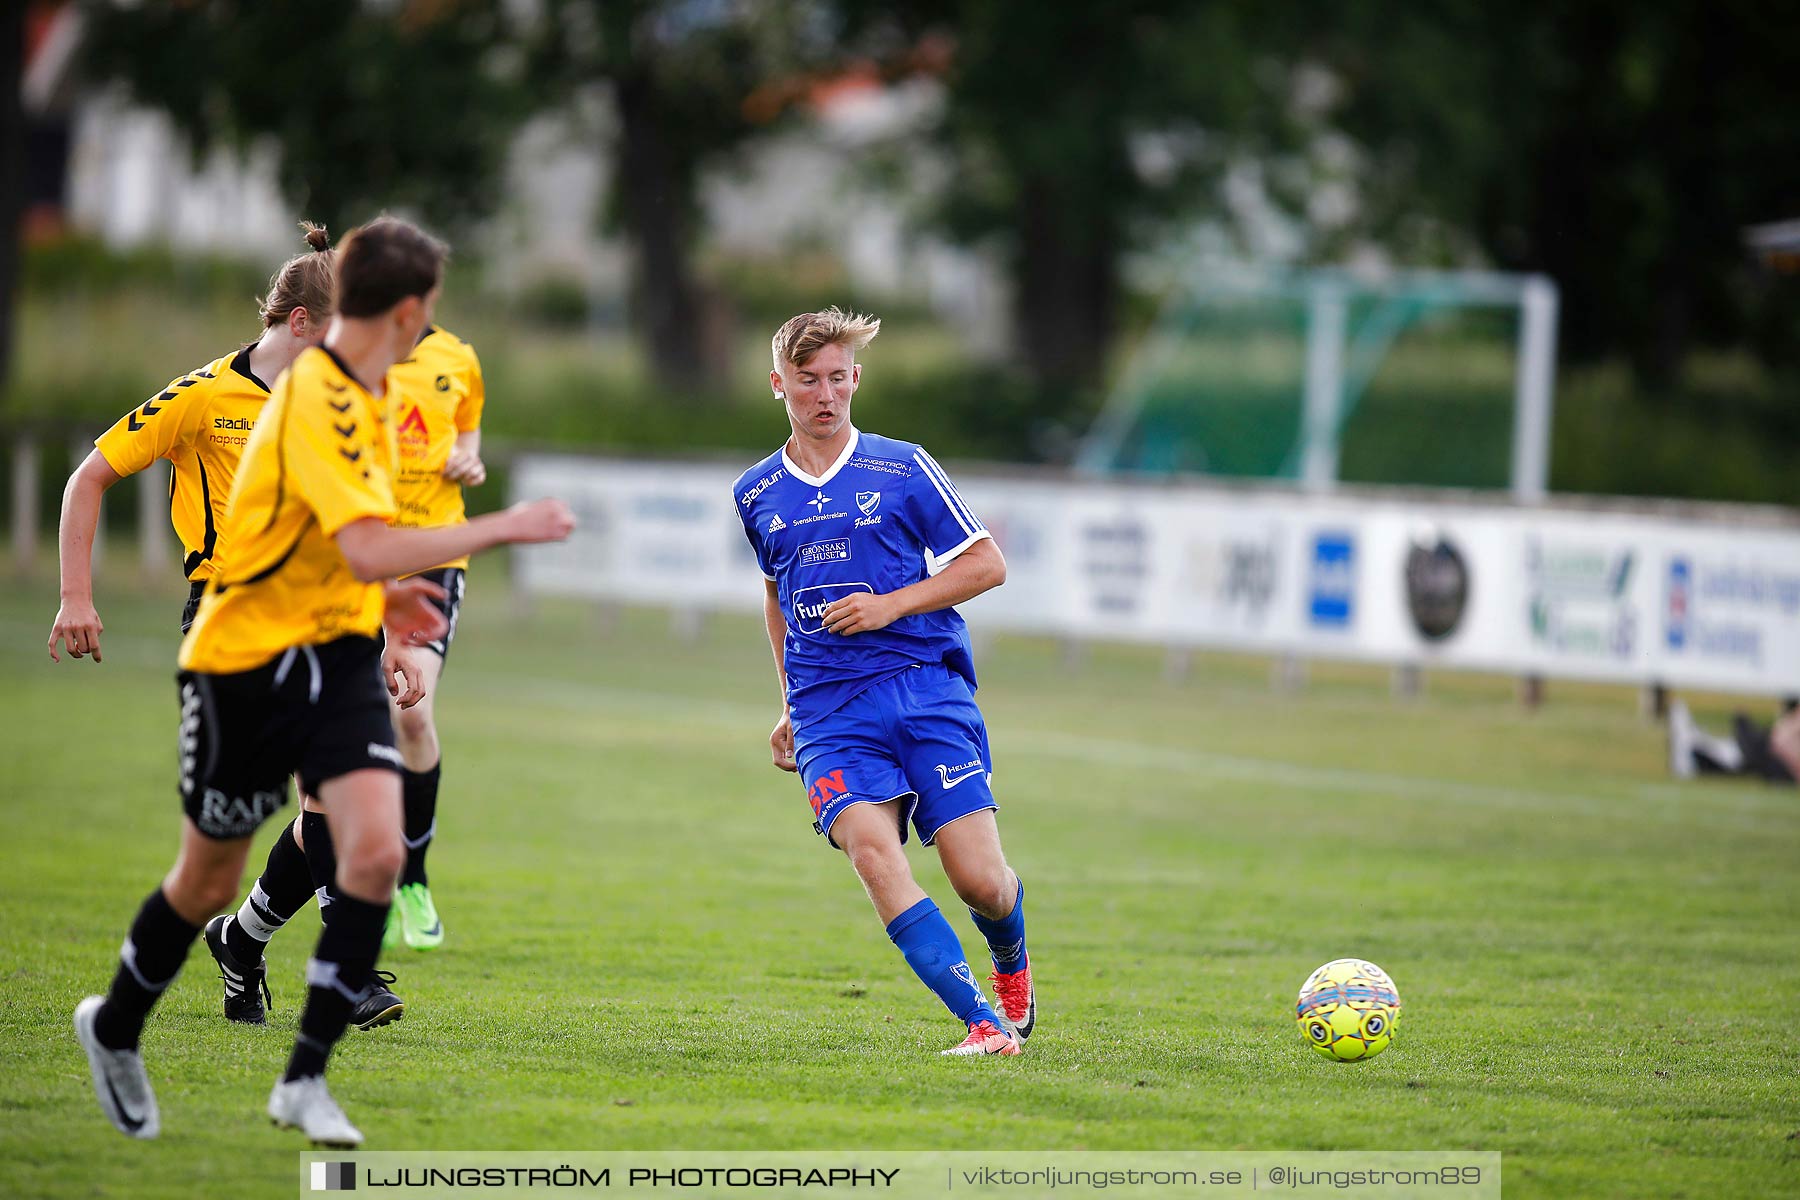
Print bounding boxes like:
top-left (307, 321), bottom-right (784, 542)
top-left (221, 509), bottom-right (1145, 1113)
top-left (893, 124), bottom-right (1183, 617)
top-left (79, 0), bottom-right (819, 394)
top-left (830, 1), bottom-right (1306, 400)
top-left (69, 0), bottom-right (1800, 414)
top-left (0, 6), bottom-right (22, 402)
top-left (1316, 0), bottom-right (1800, 383)
top-left (527, 1), bottom-right (873, 390)
top-left (528, 0), bottom-right (806, 390)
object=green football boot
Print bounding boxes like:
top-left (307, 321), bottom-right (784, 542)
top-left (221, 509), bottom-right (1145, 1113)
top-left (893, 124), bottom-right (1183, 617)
top-left (395, 882), bottom-right (444, 950)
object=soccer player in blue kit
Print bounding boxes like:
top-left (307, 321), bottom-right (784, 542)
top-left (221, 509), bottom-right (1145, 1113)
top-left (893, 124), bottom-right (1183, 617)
top-left (734, 307), bottom-right (1035, 1057)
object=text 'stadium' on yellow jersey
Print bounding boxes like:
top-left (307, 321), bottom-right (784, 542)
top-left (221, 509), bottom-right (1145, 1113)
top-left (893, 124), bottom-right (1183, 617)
top-left (93, 347), bottom-right (273, 582)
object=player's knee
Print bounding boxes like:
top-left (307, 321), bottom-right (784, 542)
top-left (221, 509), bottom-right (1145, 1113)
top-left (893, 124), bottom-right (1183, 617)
top-left (394, 705), bottom-right (438, 756)
top-left (168, 864), bottom-right (240, 916)
top-left (845, 840), bottom-right (906, 889)
top-left (364, 838), bottom-right (406, 885)
top-left (950, 864), bottom-right (1014, 919)
top-left (339, 835), bottom-right (405, 897)
top-left (196, 876), bottom-right (240, 916)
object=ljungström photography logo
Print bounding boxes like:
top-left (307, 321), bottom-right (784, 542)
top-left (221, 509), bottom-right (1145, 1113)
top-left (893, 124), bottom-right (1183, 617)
top-left (310, 1161), bottom-right (355, 1191)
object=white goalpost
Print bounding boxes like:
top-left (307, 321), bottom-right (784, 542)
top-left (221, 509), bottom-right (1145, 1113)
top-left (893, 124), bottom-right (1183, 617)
top-left (1078, 266), bottom-right (1561, 501)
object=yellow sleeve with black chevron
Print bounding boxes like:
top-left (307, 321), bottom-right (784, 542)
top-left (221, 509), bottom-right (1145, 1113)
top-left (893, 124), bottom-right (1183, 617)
top-left (94, 364), bottom-right (217, 476)
top-left (286, 369), bottom-right (398, 537)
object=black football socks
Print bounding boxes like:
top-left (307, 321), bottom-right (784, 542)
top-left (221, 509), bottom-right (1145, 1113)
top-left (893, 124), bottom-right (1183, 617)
top-left (400, 764), bottom-right (440, 888)
top-left (283, 893), bottom-right (389, 1081)
top-left (94, 889), bottom-right (201, 1050)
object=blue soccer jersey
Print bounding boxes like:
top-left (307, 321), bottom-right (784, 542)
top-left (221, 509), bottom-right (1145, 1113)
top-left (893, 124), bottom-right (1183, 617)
top-left (734, 428), bottom-right (990, 721)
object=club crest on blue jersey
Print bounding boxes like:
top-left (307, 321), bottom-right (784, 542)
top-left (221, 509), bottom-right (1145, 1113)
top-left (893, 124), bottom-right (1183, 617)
top-left (857, 491), bottom-right (881, 515)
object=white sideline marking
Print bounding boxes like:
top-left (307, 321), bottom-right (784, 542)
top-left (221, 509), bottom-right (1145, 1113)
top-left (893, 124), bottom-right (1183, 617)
top-left (498, 677), bottom-right (1789, 829)
top-left (6, 618), bottom-right (1790, 830)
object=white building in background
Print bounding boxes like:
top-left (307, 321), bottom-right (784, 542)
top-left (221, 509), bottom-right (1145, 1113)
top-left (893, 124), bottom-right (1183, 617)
top-left (64, 93), bottom-right (297, 259)
top-left (49, 52), bottom-right (1008, 349)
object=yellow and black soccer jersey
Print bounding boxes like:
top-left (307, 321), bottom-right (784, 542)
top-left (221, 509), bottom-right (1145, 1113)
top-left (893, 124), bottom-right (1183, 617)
top-left (179, 347), bottom-right (398, 675)
top-left (389, 326), bottom-right (484, 570)
top-left (93, 348), bottom-right (273, 581)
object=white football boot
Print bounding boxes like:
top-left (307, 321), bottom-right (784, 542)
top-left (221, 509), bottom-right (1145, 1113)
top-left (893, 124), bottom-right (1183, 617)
top-left (74, 996), bottom-right (160, 1139)
top-left (268, 1075), bottom-right (364, 1147)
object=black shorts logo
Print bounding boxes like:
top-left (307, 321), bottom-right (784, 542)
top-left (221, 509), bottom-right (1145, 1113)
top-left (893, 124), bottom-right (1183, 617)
top-left (196, 787), bottom-right (285, 839)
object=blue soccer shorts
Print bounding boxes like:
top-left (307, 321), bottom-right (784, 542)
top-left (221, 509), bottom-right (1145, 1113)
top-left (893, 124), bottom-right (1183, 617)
top-left (792, 662), bottom-right (997, 849)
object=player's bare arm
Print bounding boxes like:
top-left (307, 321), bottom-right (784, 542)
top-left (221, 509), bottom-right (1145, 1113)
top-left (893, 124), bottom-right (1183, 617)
top-left (442, 429), bottom-right (485, 486)
top-left (820, 538), bottom-right (1007, 636)
top-left (763, 578), bottom-right (798, 771)
top-left (48, 451), bottom-right (126, 663)
top-left (332, 499), bottom-right (574, 584)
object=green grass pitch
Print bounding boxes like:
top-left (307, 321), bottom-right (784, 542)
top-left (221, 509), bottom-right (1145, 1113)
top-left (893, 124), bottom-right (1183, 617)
top-left (1, 566), bottom-right (1795, 1198)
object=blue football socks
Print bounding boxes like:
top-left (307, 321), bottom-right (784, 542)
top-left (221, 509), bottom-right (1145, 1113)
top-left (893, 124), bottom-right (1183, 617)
top-left (886, 898), bottom-right (999, 1027)
top-left (969, 878), bottom-right (1027, 973)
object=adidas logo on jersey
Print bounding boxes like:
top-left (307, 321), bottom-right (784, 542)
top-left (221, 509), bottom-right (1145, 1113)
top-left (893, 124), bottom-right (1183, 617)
top-left (768, 514), bottom-right (786, 532)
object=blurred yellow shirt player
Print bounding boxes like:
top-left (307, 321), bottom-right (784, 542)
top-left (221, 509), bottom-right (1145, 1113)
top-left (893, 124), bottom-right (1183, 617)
top-left (196, 324), bottom-right (488, 981)
top-left (356, 323), bottom-right (486, 952)
top-left (389, 326), bottom-right (485, 572)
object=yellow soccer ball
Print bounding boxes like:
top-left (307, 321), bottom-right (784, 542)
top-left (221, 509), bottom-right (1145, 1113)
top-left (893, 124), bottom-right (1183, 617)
top-left (1296, 958), bottom-right (1401, 1061)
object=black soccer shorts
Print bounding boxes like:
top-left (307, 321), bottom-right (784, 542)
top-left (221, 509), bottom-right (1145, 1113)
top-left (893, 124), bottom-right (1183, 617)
top-left (176, 635), bottom-right (402, 841)
top-left (406, 567), bottom-right (465, 660)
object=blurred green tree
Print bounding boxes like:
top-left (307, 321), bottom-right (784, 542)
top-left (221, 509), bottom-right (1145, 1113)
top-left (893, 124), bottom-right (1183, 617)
top-left (80, 0), bottom-right (524, 236)
top-left (841, 1), bottom-right (1292, 401)
top-left (81, 0), bottom-right (821, 394)
top-left (526, 0), bottom-right (817, 390)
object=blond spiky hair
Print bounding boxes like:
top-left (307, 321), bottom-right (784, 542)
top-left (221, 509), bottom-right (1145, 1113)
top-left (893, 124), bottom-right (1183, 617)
top-left (770, 306), bottom-right (881, 369)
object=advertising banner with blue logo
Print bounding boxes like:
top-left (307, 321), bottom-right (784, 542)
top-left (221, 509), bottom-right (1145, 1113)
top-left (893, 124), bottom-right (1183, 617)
top-left (514, 454), bottom-right (1800, 697)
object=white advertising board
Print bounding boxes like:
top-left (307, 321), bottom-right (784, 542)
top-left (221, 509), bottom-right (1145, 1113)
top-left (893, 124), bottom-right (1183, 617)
top-left (513, 454), bottom-right (1800, 696)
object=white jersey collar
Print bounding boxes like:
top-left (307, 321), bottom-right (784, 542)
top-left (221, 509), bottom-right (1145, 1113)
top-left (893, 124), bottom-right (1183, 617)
top-left (781, 426), bottom-right (860, 488)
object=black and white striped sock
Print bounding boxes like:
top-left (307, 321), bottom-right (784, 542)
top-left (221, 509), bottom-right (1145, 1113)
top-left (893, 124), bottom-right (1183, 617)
top-left (225, 820), bottom-right (313, 958)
